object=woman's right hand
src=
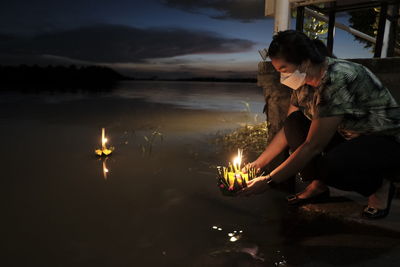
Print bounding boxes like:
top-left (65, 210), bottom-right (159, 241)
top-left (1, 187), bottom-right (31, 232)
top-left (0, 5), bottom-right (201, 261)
top-left (242, 161), bottom-right (261, 174)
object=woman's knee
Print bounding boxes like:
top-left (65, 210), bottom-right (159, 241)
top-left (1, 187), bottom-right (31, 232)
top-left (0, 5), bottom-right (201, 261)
top-left (284, 111), bottom-right (306, 128)
top-left (317, 153), bottom-right (383, 196)
top-left (284, 111), bottom-right (310, 150)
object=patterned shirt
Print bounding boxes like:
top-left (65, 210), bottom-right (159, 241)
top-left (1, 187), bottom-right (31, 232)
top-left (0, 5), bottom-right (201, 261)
top-left (290, 57), bottom-right (400, 141)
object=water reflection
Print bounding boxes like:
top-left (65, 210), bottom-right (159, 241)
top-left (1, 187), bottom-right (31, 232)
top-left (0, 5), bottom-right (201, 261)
top-left (228, 230), bottom-right (243, 242)
top-left (113, 81), bottom-right (265, 113)
top-left (211, 225), bottom-right (244, 243)
top-left (102, 158), bottom-right (109, 180)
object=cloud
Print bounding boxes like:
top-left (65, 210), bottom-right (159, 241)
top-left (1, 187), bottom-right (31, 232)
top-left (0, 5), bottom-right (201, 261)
top-left (0, 24), bottom-right (255, 64)
top-left (161, 0), bottom-right (265, 22)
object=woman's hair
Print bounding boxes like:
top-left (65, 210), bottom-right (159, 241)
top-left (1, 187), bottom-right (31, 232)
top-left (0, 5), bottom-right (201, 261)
top-left (312, 38), bottom-right (336, 58)
top-left (267, 30), bottom-right (327, 65)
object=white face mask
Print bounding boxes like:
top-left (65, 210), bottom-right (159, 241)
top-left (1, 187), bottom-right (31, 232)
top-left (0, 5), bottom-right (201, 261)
top-left (280, 69), bottom-right (307, 90)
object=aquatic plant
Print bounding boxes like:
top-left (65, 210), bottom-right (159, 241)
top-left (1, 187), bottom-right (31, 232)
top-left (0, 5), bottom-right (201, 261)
top-left (241, 100), bottom-right (251, 113)
top-left (140, 128), bottom-right (164, 156)
top-left (240, 100), bottom-right (260, 124)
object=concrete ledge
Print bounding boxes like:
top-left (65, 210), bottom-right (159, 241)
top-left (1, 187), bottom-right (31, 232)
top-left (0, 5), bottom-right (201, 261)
top-left (297, 187), bottom-right (400, 233)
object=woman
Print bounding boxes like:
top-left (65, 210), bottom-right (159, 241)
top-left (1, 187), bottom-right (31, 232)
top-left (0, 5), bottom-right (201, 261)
top-left (238, 30), bottom-right (400, 219)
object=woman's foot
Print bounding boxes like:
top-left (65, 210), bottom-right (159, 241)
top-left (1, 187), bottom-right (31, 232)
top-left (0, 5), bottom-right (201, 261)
top-left (362, 179), bottom-right (395, 219)
top-left (296, 180), bottom-right (328, 199)
top-left (287, 180), bottom-right (330, 206)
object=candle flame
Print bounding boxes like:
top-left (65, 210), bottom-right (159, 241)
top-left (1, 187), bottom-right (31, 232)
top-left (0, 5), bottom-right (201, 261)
top-left (233, 157), bottom-right (240, 169)
top-left (232, 148), bottom-right (243, 172)
top-left (101, 128), bottom-right (108, 150)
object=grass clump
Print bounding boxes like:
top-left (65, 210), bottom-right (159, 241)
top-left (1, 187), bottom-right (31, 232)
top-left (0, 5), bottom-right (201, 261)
top-left (214, 121), bottom-right (269, 155)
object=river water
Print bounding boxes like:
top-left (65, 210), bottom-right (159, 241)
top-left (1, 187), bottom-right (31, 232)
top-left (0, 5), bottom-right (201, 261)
top-left (2, 81), bottom-right (400, 267)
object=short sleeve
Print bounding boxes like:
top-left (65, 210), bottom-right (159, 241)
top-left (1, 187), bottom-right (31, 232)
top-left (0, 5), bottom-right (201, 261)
top-left (314, 68), bottom-right (357, 118)
top-left (290, 91), bottom-right (299, 107)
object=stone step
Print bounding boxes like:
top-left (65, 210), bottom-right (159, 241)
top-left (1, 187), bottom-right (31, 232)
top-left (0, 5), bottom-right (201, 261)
top-left (297, 186), bottom-right (400, 233)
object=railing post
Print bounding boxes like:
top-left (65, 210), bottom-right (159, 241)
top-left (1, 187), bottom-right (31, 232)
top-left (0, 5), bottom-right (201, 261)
top-left (374, 1), bottom-right (389, 57)
top-left (296, 6), bottom-right (305, 32)
top-left (327, 3), bottom-right (336, 53)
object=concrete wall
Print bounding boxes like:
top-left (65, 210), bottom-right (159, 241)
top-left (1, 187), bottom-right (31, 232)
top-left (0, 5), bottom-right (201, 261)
top-left (257, 57), bottom-right (400, 141)
top-left (257, 61), bottom-right (291, 143)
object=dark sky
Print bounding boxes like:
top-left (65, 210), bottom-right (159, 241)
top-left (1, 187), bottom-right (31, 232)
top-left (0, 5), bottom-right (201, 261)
top-left (0, 0), bottom-right (372, 78)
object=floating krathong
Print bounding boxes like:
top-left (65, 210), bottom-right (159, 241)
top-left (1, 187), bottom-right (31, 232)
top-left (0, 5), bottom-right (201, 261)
top-left (95, 128), bottom-right (114, 156)
top-left (216, 149), bottom-right (259, 196)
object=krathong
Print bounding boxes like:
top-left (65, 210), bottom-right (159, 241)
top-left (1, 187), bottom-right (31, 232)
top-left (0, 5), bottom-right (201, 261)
top-left (95, 128), bottom-right (114, 156)
top-left (216, 149), bottom-right (259, 196)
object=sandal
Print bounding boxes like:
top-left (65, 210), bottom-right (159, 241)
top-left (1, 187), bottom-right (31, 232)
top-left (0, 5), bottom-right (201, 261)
top-left (287, 188), bottom-right (330, 207)
top-left (362, 182), bottom-right (395, 219)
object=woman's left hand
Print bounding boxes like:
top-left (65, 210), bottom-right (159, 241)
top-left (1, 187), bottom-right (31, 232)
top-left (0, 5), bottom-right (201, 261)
top-left (236, 176), bottom-right (270, 197)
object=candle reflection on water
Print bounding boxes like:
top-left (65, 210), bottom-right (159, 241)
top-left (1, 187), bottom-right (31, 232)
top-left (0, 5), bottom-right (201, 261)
top-left (102, 158), bottom-right (109, 180)
top-left (211, 225), bottom-right (243, 242)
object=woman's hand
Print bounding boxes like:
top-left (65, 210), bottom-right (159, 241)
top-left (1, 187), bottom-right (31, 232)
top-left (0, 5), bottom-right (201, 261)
top-left (241, 161), bottom-right (261, 174)
top-left (236, 176), bottom-right (270, 197)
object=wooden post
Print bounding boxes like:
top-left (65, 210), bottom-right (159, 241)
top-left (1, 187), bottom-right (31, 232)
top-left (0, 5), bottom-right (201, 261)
top-left (296, 6), bottom-right (305, 32)
top-left (387, 3), bottom-right (399, 57)
top-left (327, 3), bottom-right (336, 54)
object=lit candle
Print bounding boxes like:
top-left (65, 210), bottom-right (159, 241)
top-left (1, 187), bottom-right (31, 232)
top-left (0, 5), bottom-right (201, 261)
top-left (216, 148), bottom-right (258, 196)
top-left (232, 148), bottom-right (243, 172)
top-left (233, 157), bottom-right (240, 173)
top-left (95, 127), bottom-right (114, 157)
top-left (101, 128), bottom-right (108, 150)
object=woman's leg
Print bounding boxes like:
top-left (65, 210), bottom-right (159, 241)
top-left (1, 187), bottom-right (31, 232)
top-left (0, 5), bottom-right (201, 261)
top-left (283, 111), bottom-right (344, 199)
top-left (283, 111), bottom-right (345, 181)
top-left (317, 135), bottom-right (400, 196)
top-left (283, 111), bottom-right (400, 207)
top-left (284, 111), bottom-right (311, 151)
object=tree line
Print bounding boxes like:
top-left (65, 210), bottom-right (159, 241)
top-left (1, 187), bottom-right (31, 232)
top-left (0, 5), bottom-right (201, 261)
top-left (0, 65), bottom-right (127, 92)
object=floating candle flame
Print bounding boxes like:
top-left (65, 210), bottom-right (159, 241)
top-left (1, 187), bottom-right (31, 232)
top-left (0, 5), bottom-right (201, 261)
top-left (101, 128), bottom-right (108, 150)
top-left (95, 128), bottom-right (114, 157)
top-left (216, 148), bottom-right (260, 196)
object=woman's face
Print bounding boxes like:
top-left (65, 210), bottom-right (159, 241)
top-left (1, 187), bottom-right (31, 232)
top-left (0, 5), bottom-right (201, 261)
top-left (271, 57), bottom-right (299, 74)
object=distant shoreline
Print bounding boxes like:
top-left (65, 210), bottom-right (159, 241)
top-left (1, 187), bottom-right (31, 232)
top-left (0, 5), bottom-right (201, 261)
top-left (0, 65), bottom-right (257, 92)
top-left (128, 77), bottom-right (257, 83)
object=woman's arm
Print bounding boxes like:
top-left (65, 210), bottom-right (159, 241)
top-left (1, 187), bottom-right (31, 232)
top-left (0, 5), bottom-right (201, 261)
top-left (269, 115), bottom-right (342, 183)
top-left (253, 128), bottom-right (287, 168)
top-left (238, 115), bottom-right (342, 196)
top-left (250, 104), bottom-right (299, 169)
